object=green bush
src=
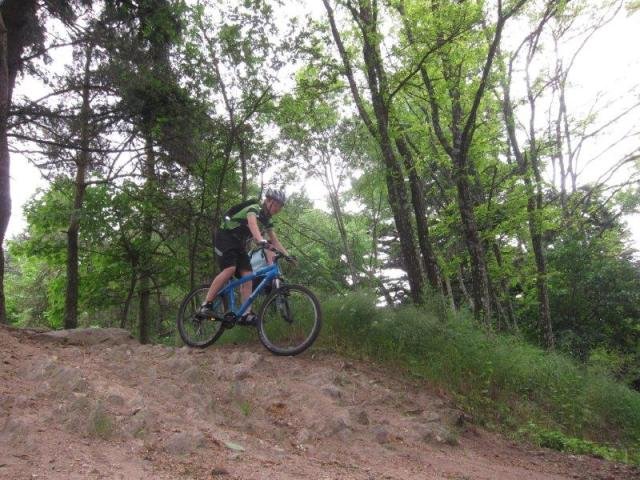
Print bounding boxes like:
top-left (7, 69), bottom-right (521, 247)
top-left (320, 289), bottom-right (640, 459)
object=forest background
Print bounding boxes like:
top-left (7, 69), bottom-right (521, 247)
top-left (1, 0), bottom-right (640, 462)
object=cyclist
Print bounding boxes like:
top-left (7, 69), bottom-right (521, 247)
top-left (198, 188), bottom-right (289, 324)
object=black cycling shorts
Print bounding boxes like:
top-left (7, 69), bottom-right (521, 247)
top-left (215, 230), bottom-right (252, 275)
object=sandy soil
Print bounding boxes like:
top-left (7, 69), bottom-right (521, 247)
top-left (1, 324), bottom-right (638, 480)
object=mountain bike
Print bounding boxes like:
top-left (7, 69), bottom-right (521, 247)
top-left (176, 246), bottom-right (322, 356)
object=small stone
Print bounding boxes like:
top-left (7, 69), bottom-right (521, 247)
top-left (184, 366), bottom-right (204, 383)
top-left (232, 365), bottom-right (251, 380)
top-left (372, 425), bottom-right (391, 444)
top-left (164, 432), bottom-right (205, 455)
top-left (106, 394), bottom-right (125, 408)
top-left (295, 428), bottom-right (313, 444)
top-left (321, 385), bottom-right (342, 399)
top-left (12, 395), bottom-right (30, 409)
top-left (356, 410), bottom-right (370, 425)
top-left (418, 424), bottom-right (458, 446)
top-left (423, 412), bottom-right (442, 423)
top-left (166, 356), bottom-right (191, 373)
top-left (323, 417), bottom-right (350, 436)
top-left (223, 441), bottom-right (245, 452)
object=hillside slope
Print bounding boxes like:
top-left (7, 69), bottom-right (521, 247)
top-left (1, 325), bottom-right (637, 480)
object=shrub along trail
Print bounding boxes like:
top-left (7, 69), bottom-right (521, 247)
top-left (0, 325), bottom-right (637, 480)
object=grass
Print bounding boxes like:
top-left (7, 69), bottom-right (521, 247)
top-left (318, 290), bottom-right (640, 463)
top-left (88, 403), bottom-right (114, 440)
top-left (239, 400), bottom-right (252, 417)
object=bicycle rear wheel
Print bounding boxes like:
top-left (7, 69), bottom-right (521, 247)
top-left (257, 284), bottom-right (321, 356)
top-left (177, 285), bottom-right (225, 348)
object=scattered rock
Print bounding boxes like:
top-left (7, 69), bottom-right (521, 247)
top-left (0, 394), bottom-right (12, 412)
top-left (404, 408), bottom-right (424, 417)
top-left (211, 467), bottom-right (230, 476)
top-left (164, 431), bottom-right (206, 456)
top-left (125, 408), bottom-right (153, 439)
top-left (418, 424), bottom-right (459, 446)
top-left (321, 385), bottom-right (343, 400)
top-left (223, 441), bottom-right (245, 452)
top-left (231, 365), bottom-right (251, 380)
top-left (136, 345), bottom-right (154, 355)
top-left (50, 366), bottom-right (88, 395)
top-left (184, 365), bottom-right (206, 383)
top-left (455, 412), bottom-right (474, 427)
top-left (0, 417), bottom-right (29, 446)
top-left (218, 357), bottom-right (258, 381)
top-left (105, 393), bottom-right (126, 409)
top-left (229, 379), bottom-right (253, 400)
top-left (332, 374), bottom-right (351, 386)
top-left (24, 357), bottom-right (58, 381)
top-left (35, 328), bottom-right (137, 347)
top-left (87, 402), bottom-right (115, 440)
top-left (372, 425), bottom-right (391, 444)
top-left (165, 384), bottom-right (186, 401)
top-left (166, 356), bottom-right (192, 374)
top-left (422, 412), bottom-right (442, 424)
top-left (322, 416), bottom-right (351, 438)
top-left (350, 409), bottom-right (370, 426)
top-left (12, 395), bottom-right (31, 409)
top-left (146, 367), bottom-right (158, 382)
top-left (295, 428), bottom-right (314, 445)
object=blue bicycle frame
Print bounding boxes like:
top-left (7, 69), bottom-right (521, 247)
top-left (216, 261), bottom-right (281, 317)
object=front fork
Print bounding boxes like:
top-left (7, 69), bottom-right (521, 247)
top-left (273, 277), bottom-right (292, 323)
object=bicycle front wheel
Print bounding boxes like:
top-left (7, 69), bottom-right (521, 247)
top-left (257, 284), bottom-right (322, 356)
top-left (177, 285), bottom-right (225, 348)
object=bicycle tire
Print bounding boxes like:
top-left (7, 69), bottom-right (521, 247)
top-left (177, 285), bottom-right (226, 348)
top-left (257, 284), bottom-right (322, 356)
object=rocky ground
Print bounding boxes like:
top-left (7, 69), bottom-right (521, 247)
top-left (1, 324), bottom-right (638, 479)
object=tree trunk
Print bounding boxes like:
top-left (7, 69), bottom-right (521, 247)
top-left (454, 162), bottom-right (493, 323)
top-left (0, 0), bottom-right (40, 324)
top-left (239, 136), bottom-right (247, 201)
top-left (64, 209), bottom-right (82, 329)
top-left (457, 264), bottom-right (474, 310)
top-left (63, 44), bottom-right (93, 330)
top-left (138, 274), bottom-right (150, 344)
top-left (499, 50), bottom-right (555, 348)
top-left (396, 1), bottom-right (511, 320)
top-left (327, 189), bottom-right (359, 287)
top-left (138, 136), bottom-right (156, 344)
top-left (395, 135), bottom-right (442, 292)
top-left (443, 273), bottom-right (456, 311)
top-left (376, 126), bottom-right (424, 302)
top-left (319, 154), bottom-right (359, 287)
top-left (121, 272), bottom-right (137, 329)
top-left (323, 0), bottom-right (424, 301)
top-left (0, 12), bottom-right (10, 324)
top-left (491, 241), bottom-right (517, 330)
top-left (530, 197), bottom-right (554, 347)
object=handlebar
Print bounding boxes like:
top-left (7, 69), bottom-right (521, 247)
top-left (259, 243), bottom-right (296, 264)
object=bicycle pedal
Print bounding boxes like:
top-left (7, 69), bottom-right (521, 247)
top-left (237, 313), bottom-right (258, 326)
top-left (222, 312), bottom-right (237, 327)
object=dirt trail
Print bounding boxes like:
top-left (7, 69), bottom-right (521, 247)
top-left (1, 325), bottom-right (637, 480)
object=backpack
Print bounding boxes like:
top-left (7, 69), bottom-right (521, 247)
top-left (221, 198), bottom-right (260, 229)
top-left (222, 198), bottom-right (260, 220)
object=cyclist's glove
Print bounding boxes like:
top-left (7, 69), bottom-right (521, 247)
top-left (258, 239), bottom-right (270, 248)
top-left (285, 255), bottom-right (298, 265)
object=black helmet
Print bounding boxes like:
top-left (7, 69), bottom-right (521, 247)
top-left (265, 188), bottom-right (286, 205)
